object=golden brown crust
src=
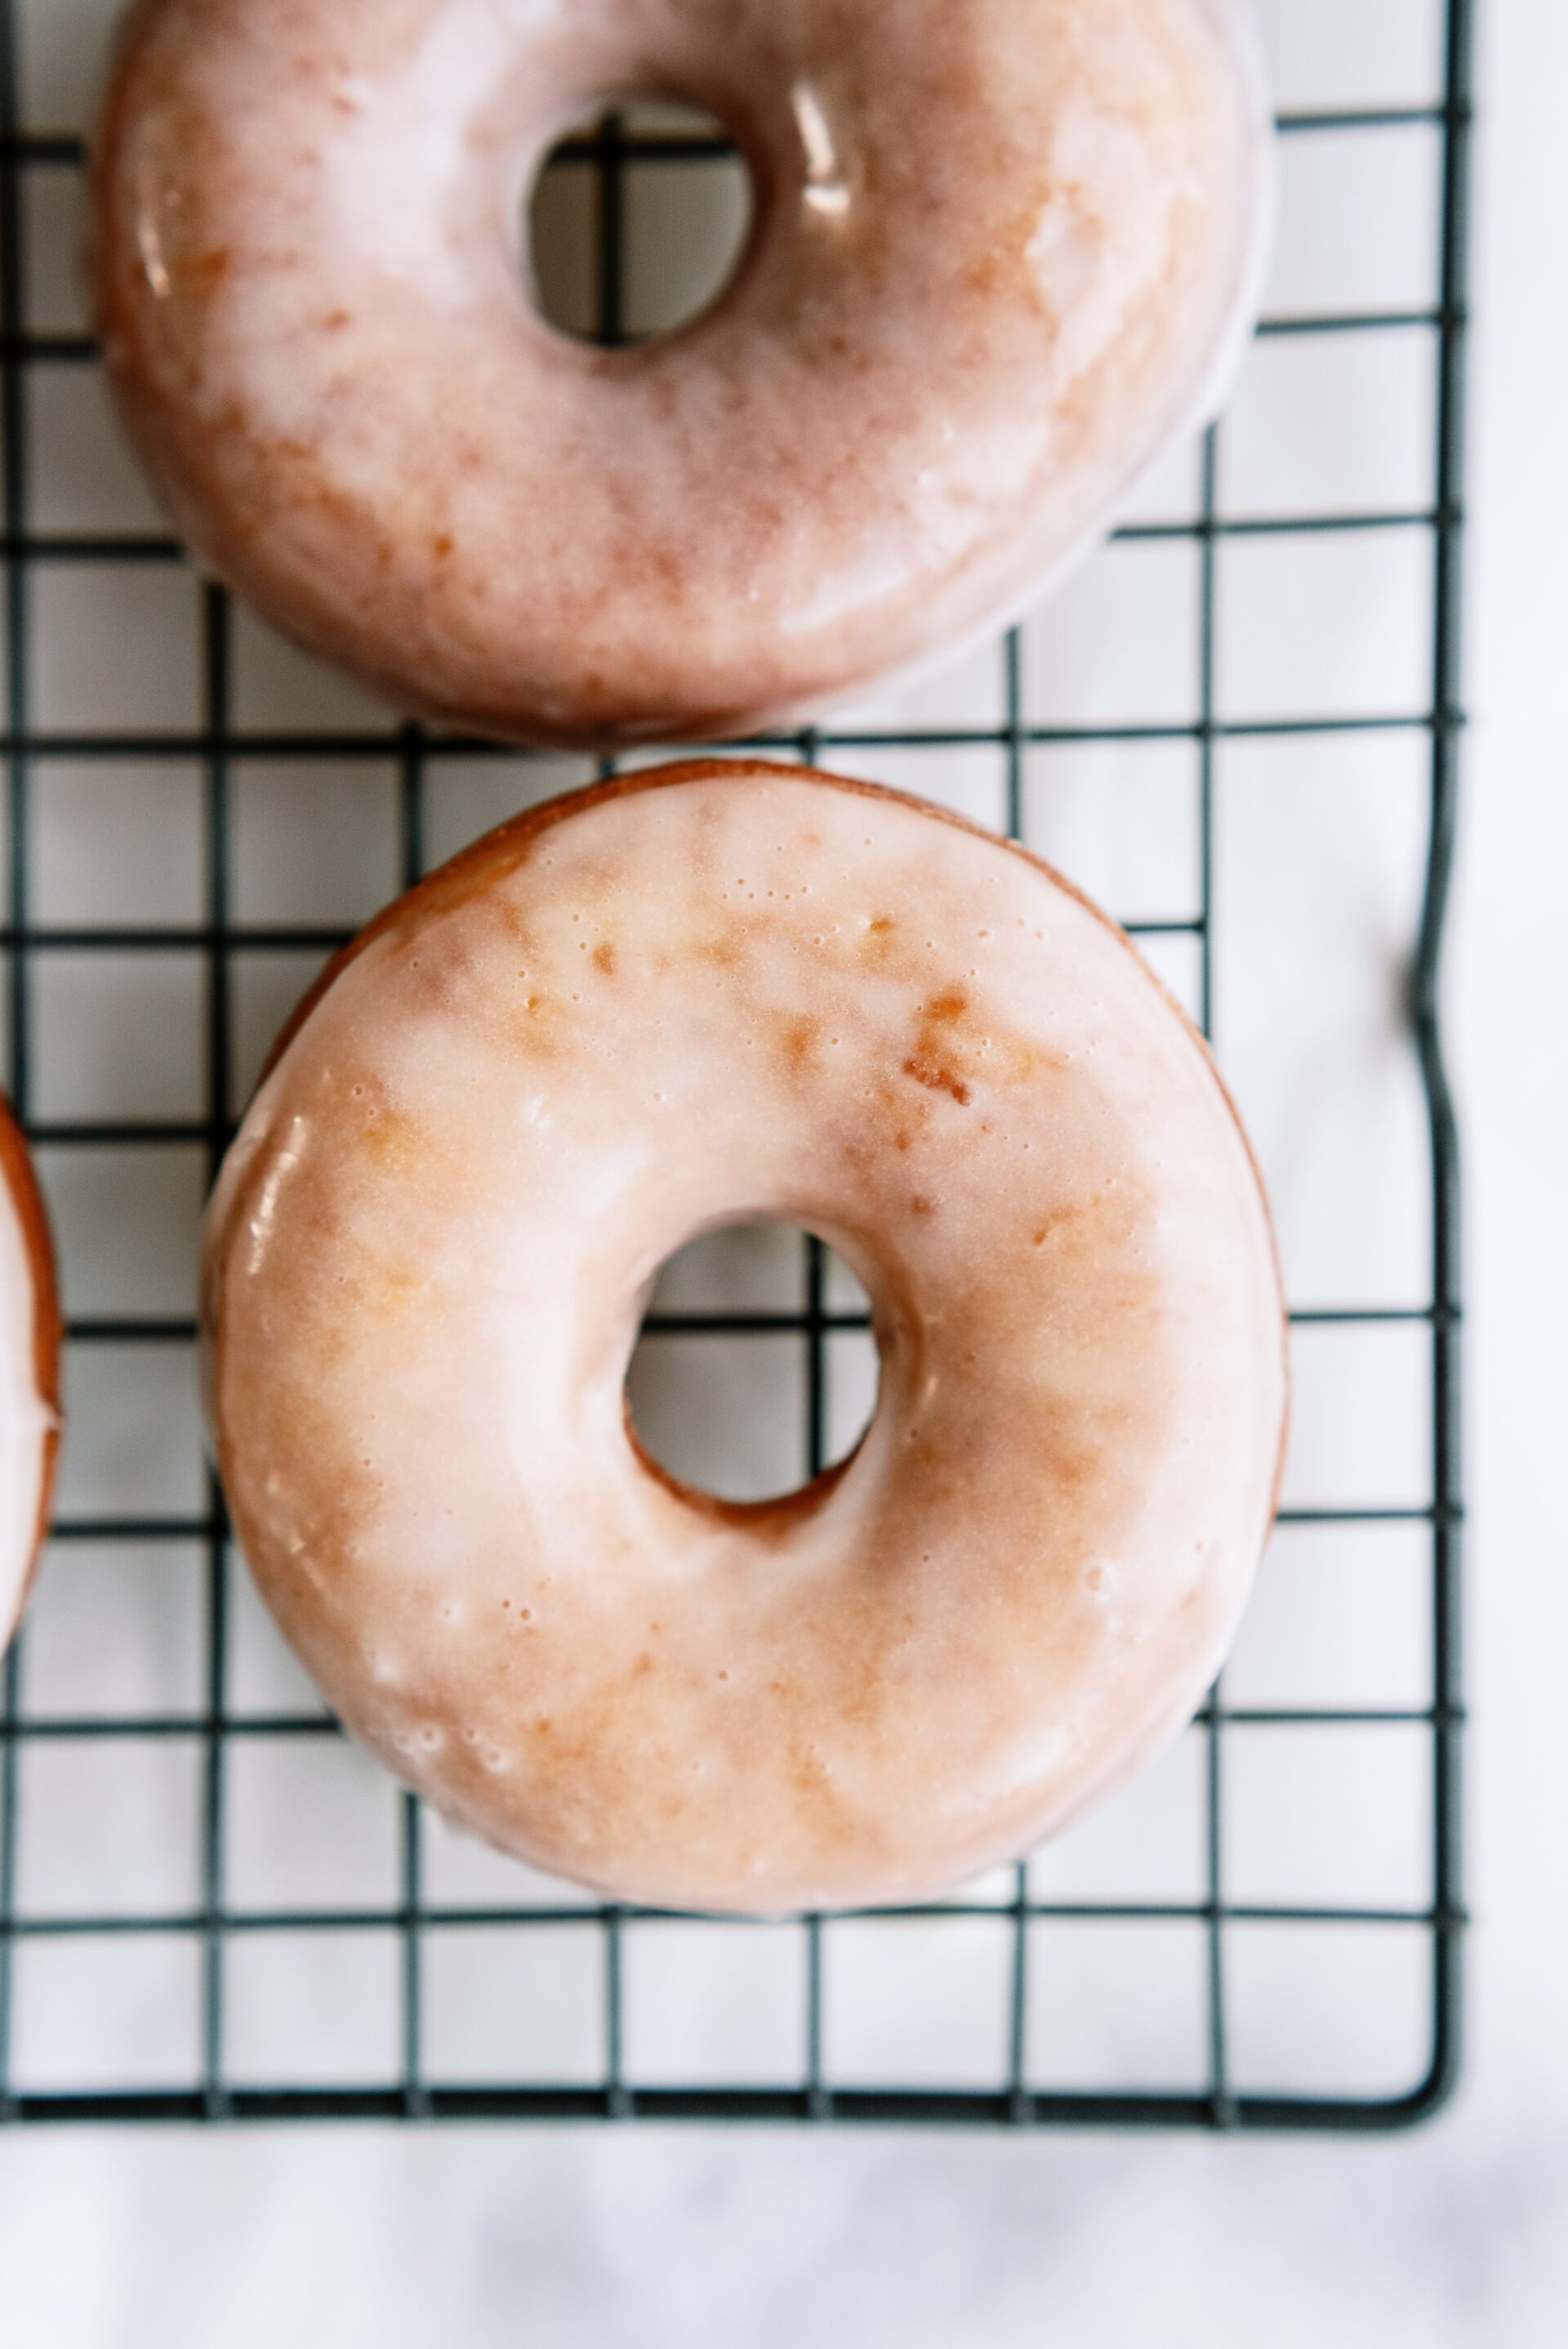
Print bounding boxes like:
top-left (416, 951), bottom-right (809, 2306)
top-left (0, 1094), bottom-right (61, 1619)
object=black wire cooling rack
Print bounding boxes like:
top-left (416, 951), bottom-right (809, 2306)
top-left (0, 0), bottom-right (1469, 2129)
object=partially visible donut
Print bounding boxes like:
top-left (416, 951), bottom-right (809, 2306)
top-left (0, 1099), bottom-right (61, 1653)
top-left (94, 0), bottom-right (1272, 744)
top-left (203, 761), bottom-right (1287, 1913)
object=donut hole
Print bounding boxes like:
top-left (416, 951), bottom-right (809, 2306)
top-left (625, 1222), bottom-right (878, 1507)
top-left (526, 97), bottom-right (755, 346)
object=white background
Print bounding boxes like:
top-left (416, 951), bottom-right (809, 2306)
top-left (2, 0), bottom-right (1567, 2338)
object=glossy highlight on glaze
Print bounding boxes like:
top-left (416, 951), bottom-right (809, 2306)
top-left (93, 0), bottom-right (1273, 745)
top-left (0, 1099), bottom-right (61, 1652)
top-left (202, 763), bottom-right (1288, 1913)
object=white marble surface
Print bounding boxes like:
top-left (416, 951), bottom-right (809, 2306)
top-left (2, 0), bottom-right (1566, 2337)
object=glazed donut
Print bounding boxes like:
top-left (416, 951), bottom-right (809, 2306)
top-left (0, 1099), bottom-right (61, 1653)
top-left (203, 762), bottom-right (1286, 1911)
top-left (94, 0), bottom-right (1272, 746)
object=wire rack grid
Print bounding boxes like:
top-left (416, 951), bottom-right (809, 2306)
top-left (0, 0), bottom-right (1468, 2130)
